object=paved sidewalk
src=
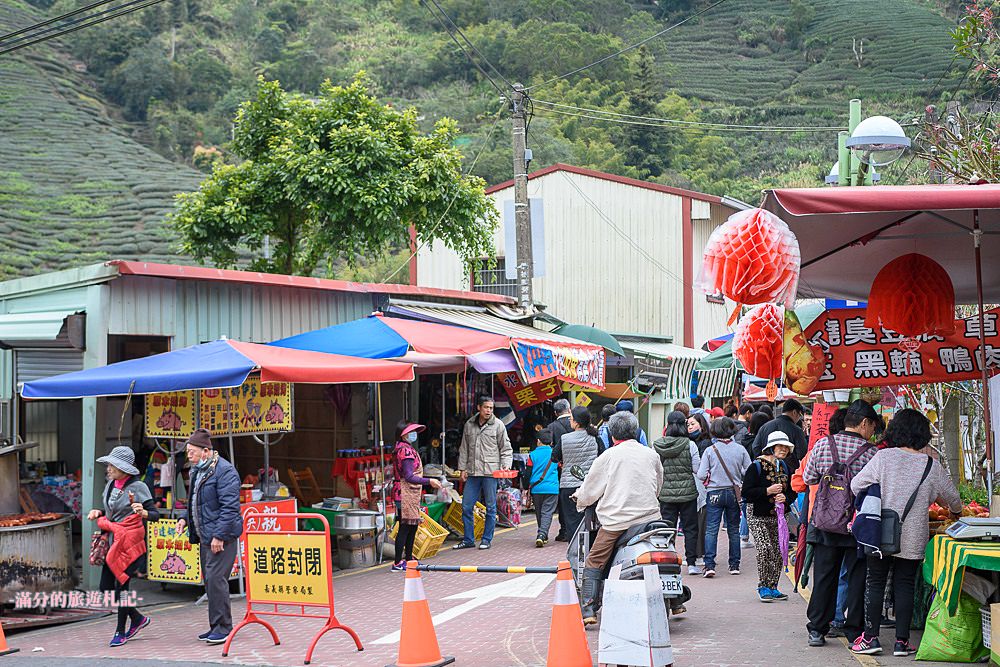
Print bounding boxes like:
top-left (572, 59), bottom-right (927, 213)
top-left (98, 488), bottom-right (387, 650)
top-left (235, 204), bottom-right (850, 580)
top-left (8, 520), bottom-right (875, 666)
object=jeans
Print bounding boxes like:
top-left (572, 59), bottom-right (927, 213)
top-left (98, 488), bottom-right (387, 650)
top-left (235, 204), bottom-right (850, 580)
top-left (864, 556), bottom-right (920, 641)
top-left (660, 500), bottom-right (699, 566)
top-left (703, 488), bottom-right (741, 571)
top-left (533, 494), bottom-right (558, 540)
top-left (739, 499), bottom-right (750, 540)
top-left (833, 558), bottom-right (849, 626)
top-left (462, 475), bottom-right (498, 545)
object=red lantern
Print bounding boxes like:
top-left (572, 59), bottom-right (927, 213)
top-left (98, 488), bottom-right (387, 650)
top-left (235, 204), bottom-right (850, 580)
top-left (733, 304), bottom-right (784, 380)
top-left (697, 208), bottom-right (801, 320)
top-left (865, 253), bottom-right (956, 337)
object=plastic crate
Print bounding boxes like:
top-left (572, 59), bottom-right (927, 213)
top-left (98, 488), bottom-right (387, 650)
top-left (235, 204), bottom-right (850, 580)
top-left (390, 513), bottom-right (449, 560)
top-left (982, 606), bottom-right (992, 649)
top-left (443, 500), bottom-right (486, 540)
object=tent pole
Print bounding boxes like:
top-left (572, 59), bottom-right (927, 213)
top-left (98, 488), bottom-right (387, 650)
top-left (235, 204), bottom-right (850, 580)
top-left (974, 210), bottom-right (994, 499)
top-left (441, 374), bottom-right (446, 467)
top-left (376, 383), bottom-right (387, 565)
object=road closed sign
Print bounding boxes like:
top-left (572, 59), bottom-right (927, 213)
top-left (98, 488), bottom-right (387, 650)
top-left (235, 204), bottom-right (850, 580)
top-left (245, 531), bottom-right (330, 606)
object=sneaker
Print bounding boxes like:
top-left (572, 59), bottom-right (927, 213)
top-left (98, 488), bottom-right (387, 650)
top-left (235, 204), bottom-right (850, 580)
top-left (893, 640), bottom-right (917, 657)
top-left (757, 587), bottom-right (774, 603)
top-left (390, 561), bottom-right (407, 572)
top-left (769, 588), bottom-right (788, 601)
top-left (452, 541), bottom-right (475, 550)
top-left (703, 569), bottom-right (716, 578)
top-left (687, 565), bottom-right (702, 575)
top-left (535, 537), bottom-right (545, 548)
top-left (125, 615), bottom-right (150, 640)
top-left (827, 624), bottom-right (846, 638)
top-left (741, 538), bottom-right (753, 549)
top-left (109, 632), bottom-right (128, 647)
top-left (729, 568), bottom-right (740, 575)
top-left (478, 541), bottom-right (491, 550)
top-left (204, 632), bottom-right (230, 645)
top-left (198, 630), bottom-right (213, 641)
top-left (808, 630), bottom-right (826, 647)
top-left (554, 533), bottom-right (568, 542)
top-left (670, 603), bottom-right (686, 615)
top-left (850, 633), bottom-right (883, 655)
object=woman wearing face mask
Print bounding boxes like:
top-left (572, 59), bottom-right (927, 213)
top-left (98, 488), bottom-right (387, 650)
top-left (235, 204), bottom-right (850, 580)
top-left (391, 421), bottom-right (442, 571)
top-left (688, 413), bottom-right (712, 454)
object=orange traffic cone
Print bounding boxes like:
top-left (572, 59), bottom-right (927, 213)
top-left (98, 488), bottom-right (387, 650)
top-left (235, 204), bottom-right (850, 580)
top-left (546, 560), bottom-right (592, 667)
top-left (386, 560), bottom-right (454, 667)
top-left (0, 619), bottom-right (18, 656)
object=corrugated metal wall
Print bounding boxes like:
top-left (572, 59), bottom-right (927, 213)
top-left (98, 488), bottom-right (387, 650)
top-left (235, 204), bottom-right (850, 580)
top-left (421, 170), bottom-right (690, 338)
top-left (107, 277), bottom-right (373, 345)
top-left (690, 202), bottom-right (738, 348)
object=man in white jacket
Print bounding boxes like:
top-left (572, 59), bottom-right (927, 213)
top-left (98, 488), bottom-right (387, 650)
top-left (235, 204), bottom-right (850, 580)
top-left (573, 411), bottom-right (663, 624)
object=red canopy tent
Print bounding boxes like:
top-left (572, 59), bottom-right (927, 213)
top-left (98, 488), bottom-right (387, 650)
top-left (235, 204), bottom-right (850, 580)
top-left (763, 183), bottom-right (1000, 474)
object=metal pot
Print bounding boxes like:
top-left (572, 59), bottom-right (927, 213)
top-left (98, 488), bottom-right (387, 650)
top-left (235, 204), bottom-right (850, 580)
top-left (334, 509), bottom-right (379, 532)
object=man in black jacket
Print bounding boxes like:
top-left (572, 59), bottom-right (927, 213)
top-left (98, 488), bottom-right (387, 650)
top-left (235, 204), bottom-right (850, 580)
top-left (751, 399), bottom-right (807, 471)
top-left (546, 398), bottom-right (573, 540)
top-left (175, 428), bottom-right (243, 645)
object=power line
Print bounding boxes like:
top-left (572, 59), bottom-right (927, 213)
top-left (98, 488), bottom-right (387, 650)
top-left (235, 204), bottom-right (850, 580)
top-left (526, 0), bottom-right (730, 91)
top-left (380, 103), bottom-right (507, 284)
top-left (533, 98), bottom-right (846, 132)
top-left (0, 0), bottom-right (169, 56)
top-left (419, 0), bottom-right (511, 100)
top-left (0, 0), bottom-right (118, 44)
top-left (425, 0), bottom-right (513, 91)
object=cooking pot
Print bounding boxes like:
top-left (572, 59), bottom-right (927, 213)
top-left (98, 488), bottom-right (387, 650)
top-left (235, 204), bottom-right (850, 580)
top-left (334, 509), bottom-right (379, 532)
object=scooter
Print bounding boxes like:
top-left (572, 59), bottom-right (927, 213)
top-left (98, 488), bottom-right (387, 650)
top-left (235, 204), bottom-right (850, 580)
top-left (566, 466), bottom-right (691, 618)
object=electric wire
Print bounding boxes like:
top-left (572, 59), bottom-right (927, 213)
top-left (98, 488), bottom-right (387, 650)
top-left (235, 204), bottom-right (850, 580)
top-left (425, 0), bottom-right (514, 91)
top-left (525, 0), bottom-right (730, 91)
top-left (380, 103), bottom-right (506, 284)
top-left (419, 0), bottom-right (511, 100)
top-left (0, 0), bottom-right (120, 44)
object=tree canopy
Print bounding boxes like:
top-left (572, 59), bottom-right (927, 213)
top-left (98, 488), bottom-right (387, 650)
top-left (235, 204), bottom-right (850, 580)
top-left (171, 74), bottom-right (499, 276)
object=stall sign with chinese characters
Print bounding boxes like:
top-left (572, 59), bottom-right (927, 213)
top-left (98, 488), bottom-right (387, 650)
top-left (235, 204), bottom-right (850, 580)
top-left (145, 391), bottom-right (197, 439)
top-left (232, 498), bottom-right (298, 577)
top-left (200, 375), bottom-right (293, 436)
top-left (246, 532), bottom-right (330, 606)
top-left (512, 340), bottom-right (606, 391)
top-left (497, 372), bottom-right (562, 411)
top-left (147, 519), bottom-right (202, 584)
top-left (804, 307), bottom-right (1000, 390)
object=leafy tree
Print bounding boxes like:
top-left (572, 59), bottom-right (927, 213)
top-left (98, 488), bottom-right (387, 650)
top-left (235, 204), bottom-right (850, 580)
top-left (171, 74), bottom-right (499, 276)
top-left (621, 47), bottom-right (672, 177)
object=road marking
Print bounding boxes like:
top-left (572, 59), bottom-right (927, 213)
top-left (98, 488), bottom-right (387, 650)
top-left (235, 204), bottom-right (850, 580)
top-left (372, 573), bottom-right (555, 645)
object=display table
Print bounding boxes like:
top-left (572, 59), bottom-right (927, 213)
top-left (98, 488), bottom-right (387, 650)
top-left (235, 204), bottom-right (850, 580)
top-left (302, 502), bottom-right (448, 533)
top-left (924, 534), bottom-right (1000, 615)
top-left (331, 454), bottom-right (391, 496)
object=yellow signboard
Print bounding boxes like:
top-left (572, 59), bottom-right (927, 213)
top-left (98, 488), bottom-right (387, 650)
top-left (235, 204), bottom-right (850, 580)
top-left (145, 392), bottom-right (197, 439)
top-left (575, 392), bottom-right (592, 407)
top-left (146, 519), bottom-right (202, 584)
top-left (246, 532), bottom-right (330, 606)
top-left (200, 376), bottom-right (293, 436)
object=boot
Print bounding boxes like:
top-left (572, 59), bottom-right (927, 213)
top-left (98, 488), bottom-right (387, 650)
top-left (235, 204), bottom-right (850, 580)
top-left (580, 567), bottom-right (602, 626)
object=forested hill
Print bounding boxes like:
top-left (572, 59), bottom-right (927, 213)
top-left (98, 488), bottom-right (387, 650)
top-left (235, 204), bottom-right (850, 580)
top-left (0, 0), bottom-right (968, 278)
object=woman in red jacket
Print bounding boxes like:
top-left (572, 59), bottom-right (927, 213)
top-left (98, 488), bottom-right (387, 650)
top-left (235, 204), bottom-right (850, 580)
top-left (87, 446), bottom-right (160, 647)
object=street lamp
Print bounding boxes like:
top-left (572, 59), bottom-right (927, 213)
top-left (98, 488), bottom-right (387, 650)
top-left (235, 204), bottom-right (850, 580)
top-left (826, 160), bottom-right (880, 186)
top-left (836, 99), bottom-right (909, 186)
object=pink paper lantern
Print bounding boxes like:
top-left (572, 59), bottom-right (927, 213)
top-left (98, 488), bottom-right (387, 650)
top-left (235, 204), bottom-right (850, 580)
top-left (865, 253), bottom-right (956, 337)
top-left (733, 303), bottom-right (784, 380)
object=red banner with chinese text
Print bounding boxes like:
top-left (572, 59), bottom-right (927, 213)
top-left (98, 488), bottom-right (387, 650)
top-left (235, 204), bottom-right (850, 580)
top-left (805, 308), bottom-right (1000, 390)
top-left (497, 372), bottom-right (563, 411)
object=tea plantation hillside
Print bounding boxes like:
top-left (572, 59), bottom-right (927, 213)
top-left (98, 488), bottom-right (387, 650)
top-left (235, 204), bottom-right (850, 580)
top-left (0, 1), bottom-right (201, 280)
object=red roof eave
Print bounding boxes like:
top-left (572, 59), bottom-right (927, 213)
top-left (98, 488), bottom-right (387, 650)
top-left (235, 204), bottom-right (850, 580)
top-left (485, 163), bottom-right (724, 205)
top-left (768, 183), bottom-right (1000, 216)
top-left (108, 261), bottom-right (515, 305)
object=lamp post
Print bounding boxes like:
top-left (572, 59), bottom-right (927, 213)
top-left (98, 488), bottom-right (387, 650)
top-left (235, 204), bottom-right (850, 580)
top-left (832, 99), bottom-right (910, 186)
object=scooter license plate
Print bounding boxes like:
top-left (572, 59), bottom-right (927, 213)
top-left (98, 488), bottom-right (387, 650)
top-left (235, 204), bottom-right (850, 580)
top-left (660, 575), bottom-right (682, 594)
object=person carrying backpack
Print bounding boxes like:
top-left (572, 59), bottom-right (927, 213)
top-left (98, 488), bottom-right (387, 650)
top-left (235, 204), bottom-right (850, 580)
top-left (741, 432), bottom-right (796, 603)
top-left (801, 400), bottom-right (882, 648)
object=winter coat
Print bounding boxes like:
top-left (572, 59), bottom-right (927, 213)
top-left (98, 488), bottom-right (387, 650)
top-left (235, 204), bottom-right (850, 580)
top-left (187, 452), bottom-right (243, 545)
top-left (741, 457), bottom-right (794, 517)
top-left (527, 445), bottom-right (560, 495)
top-left (98, 513), bottom-right (147, 584)
top-left (751, 415), bottom-right (807, 470)
top-left (553, 429), bottom-right (600, 489)
top-left (458, 414), bottom-right (513, 477)
top-left (547, 415), bottom-right (573, 447)
top-left (652, 435), bottom-right (699, 504)
top-left (574, 440), bottom-right (663, 532)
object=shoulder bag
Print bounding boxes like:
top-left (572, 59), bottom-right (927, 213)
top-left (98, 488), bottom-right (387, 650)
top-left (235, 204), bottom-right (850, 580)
top-left (880, 457), bottom-right (934, 556)
top-left (711, 444), bottom-right (742, 504)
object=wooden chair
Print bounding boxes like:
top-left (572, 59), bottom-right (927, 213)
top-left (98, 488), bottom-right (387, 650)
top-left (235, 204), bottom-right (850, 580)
top-left (287, 466), bottom-right (323, 507)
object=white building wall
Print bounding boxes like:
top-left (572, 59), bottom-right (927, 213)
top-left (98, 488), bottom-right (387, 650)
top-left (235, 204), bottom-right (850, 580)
top-left (690, 202), bottom-right (738, 348)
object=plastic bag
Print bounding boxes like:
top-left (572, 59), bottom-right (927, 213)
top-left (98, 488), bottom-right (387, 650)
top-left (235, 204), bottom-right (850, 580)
top-left (961, 570), bottom-right (997, 606)
top-left (916, 592), bottom-right (989, 662)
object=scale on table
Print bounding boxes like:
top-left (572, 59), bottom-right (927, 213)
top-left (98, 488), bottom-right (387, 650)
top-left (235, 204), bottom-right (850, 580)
top-left (946, 517), bottom-right (1000, 541)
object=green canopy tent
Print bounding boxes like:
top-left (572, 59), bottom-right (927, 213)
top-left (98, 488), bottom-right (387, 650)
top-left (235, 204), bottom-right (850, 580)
top-left (551, 323), bottom-right (626, 357)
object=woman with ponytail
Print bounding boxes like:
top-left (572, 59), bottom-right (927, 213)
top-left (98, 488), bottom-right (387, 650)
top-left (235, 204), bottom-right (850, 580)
top-left (552, 406), bottom-right (601, 538)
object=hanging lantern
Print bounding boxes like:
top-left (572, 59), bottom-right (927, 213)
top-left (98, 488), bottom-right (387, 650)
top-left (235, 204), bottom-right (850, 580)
top-left (865, 253), bottom-right (956, 337)
top-left (733, 304), bottom-right (784, 380)
top-left (697, 208), bottom-right (801, 322)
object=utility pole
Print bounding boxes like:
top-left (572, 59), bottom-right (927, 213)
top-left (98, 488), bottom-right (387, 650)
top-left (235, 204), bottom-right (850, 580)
top-left (512, 83), bottom-right (533, 311)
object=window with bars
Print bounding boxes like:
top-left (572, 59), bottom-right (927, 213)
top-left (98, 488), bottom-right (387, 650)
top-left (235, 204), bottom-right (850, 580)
top-left (472, 257), bottom-right (518, 299)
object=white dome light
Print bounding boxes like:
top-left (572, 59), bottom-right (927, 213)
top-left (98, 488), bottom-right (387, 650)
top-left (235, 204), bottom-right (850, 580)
top-left (825, 161), bottom-right (839, 185)
top-left (845, 115), bottom-right (910, 166)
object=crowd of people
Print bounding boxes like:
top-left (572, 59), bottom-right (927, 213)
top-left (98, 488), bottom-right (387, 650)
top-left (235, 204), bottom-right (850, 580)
top-left (442, 392), bottom-right (964, 658)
